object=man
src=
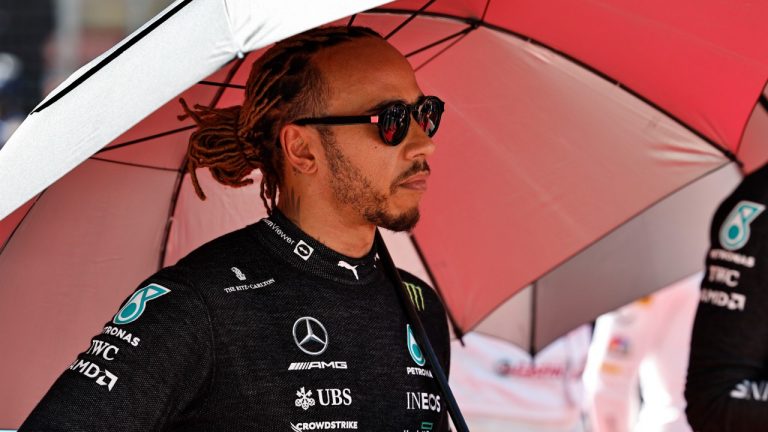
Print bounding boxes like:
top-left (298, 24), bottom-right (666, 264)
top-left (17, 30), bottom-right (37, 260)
top-left (20, 26), bottom-right (450, 431)
top-left (685, 162), bottom-right (768, 431)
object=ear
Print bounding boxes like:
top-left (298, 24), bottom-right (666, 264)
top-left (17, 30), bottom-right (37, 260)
top-left (280, 123), bottom-right (317, 174)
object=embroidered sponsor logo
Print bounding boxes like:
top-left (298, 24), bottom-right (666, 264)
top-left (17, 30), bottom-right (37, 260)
top-left (295, 387), bottom-right (352, 410)
top-left (113, 284), bottom-right (170, 325)
top-left (403, 422), bottom-right (434, 432)
top-left (720, 200), bottom-right (765, 251)
top-left (700, 288), bottom-right (746, 311)
top-left (102, 326), bottom-right (140, 347)
top-left (731, 380), bottom-right (768, 401)
top-left (290, 421), bottom-right (359, 431)
top-left (288, 361), bottom-right (348, 371)
top-left (407, 324), bottom-right (426, 366)
top-left (407, 366), bottom-right (433, 378)
top-left (294, 240), bottom-right (314, 260)
top-left (709, 249), bottom-right (755, 268)
top-left (85, 340), bottom-right (119, 361)
top-left (337, 261), bottom-right (359, 280)
top-left (295, 387), bottom-right (316, 410)
top-left (317, 388), bottom-right (353, 407)
top-left (406, 392), bottom-right (441, 412)
top-left (231, 267), bottom-right (246, 280)
top-left (404, 282), bottom-right (425, 311)
top-left (293, 317), bottom-right (329, 356)
top-left (608, 336), bottom-right (630, 356)
top-left (223, 278), bottom-right (275, 294)
top-left (494, 359), bottom-right (583, 378)
top-left (68, 359), bottom-right (118, 391)
top-left (263, 219), bottom-right (295, 245)
top-left (708, 265), bottom-right (740, 288)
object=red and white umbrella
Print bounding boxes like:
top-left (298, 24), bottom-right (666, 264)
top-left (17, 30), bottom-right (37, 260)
top-left (2, 0), bottom-right (768, 427)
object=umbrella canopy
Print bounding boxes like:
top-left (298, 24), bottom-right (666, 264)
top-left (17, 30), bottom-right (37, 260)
top-left (2, 0), bottom-right (768, 427)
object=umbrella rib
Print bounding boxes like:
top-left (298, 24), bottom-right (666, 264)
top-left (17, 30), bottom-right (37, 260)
top-left (405, 25), bottom-right (475, 59)
top-left (158, 54), bottom-right (249, 269)
top-left (207, 56), bottom-right (246, 109)
top-left (760, 94), bottom-right (768, 113)
top-left (96, 125), bottom-right (197, 154)
top-left (199, 81), bottom-right (245, 90)
top-left (89, 156), bottom-right (179, 172)
top-left (481, 0), bottom-right (492, 21)
top-left (384, 0), bottom-right (436, 40)
top-left (413, 31), bottom-right (471, 72)
top-left (367, 8), bottom-right (741, 164)
top-left (347, 14), bottom-right (357, 27)
top-left (32, 0), bottom-right (194, 114)
top-left (0, 193), bottom-right (44, 256)
top-left (409, 233), bottom-right (466, 345)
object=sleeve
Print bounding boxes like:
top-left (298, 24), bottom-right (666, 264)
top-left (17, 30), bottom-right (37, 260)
top-left (19, 273), bottom-right (214, 432)
top-left (685, 196), bottom-right (768, 432)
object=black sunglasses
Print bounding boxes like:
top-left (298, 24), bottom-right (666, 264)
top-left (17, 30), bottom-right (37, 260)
top-left (295, 95), bottom-right (445, 146)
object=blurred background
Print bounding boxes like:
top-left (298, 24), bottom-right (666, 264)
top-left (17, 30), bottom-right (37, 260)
top-left (0, 0), bottom-right (172, 148)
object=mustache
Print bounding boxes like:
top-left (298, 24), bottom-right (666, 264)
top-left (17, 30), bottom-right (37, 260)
top-left (392, 160), bottom-right (431, 186)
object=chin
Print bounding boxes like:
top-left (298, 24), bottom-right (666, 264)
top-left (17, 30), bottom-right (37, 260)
top-left (365, 206), bottom-right (421, 232)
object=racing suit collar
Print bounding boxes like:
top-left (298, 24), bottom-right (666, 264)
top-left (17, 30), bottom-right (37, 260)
top-left (254, 209), bottom-right (381, 285)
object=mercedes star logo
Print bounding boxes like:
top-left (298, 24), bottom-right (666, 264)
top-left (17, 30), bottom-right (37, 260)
top-left (293, 317), bottom-right (328, 355)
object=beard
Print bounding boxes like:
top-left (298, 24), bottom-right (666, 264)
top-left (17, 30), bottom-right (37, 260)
top-left (319, 129), bottom-right (428, 232)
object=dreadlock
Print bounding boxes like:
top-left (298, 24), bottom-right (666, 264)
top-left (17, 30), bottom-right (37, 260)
top-left (180, 25), bottom-right (382, 214)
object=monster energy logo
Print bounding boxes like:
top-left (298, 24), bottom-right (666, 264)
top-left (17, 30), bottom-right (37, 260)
top-left (404, 282), bottom-right (425, 311)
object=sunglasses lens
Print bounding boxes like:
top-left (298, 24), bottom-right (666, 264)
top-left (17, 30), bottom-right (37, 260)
top-left (417, 97), bottom-right (443, 137)
top-left (380, 103), bottom-right (409, 145)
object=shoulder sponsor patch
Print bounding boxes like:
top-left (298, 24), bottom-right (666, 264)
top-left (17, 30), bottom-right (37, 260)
top-left (720, 200), bottom-right (765, 251)
top-left (404, 282), bottom-right (425, 311)
top-left (113, 283), bottom-right (171, 325)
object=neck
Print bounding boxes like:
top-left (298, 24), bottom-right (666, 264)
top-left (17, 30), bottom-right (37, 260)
top-left (277, 189), bottom-right (375, 258)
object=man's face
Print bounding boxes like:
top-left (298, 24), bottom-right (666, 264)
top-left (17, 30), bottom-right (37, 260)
top-left (312, 37), bottom-right (436, 232)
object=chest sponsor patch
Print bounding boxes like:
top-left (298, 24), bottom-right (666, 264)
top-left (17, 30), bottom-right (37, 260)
top-left (223, 278), bottom-right (275, 293)
top-left (700, 288), bottom-right (746, 311)
top-left (406, 392), bottom-right (441, 412)
top-left (295, 387), bottom-right (352, 410)
top-left (113, 284), bottom-right (170, 325)
top-left (68, 359), bottom-right (118, 391)
top-left (407, 324), bottom-right (426, 366)
top-left (731, 380), bottom-right (768, 401)
top-left (291, 420), bottom-right (358, 431)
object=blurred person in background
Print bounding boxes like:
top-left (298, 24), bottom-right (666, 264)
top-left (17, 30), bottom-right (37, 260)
top-left (0, 0), bottom-right (54, 147)
top-left (584, 274), bottom-right (700, 432)
top-left (450, 326), bottom-right (592, 432)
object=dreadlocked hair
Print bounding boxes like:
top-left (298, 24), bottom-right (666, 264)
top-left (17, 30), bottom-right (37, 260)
top-left (180, 25), bottom-right (382, 214)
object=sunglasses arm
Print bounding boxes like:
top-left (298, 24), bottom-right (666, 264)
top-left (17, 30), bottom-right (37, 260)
top-left (294, 115), bottom-right (376, 126)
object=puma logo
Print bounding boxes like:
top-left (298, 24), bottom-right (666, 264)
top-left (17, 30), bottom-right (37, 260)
top-left (337, 261), bottom-right (359, 280)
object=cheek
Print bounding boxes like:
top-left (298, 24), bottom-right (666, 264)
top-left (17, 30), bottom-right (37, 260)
top-left (334, 129), bottom-right (399, 186)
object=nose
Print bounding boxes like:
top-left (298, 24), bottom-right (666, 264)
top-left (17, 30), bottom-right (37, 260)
top-left (402, 115), bottom-right (436, 160)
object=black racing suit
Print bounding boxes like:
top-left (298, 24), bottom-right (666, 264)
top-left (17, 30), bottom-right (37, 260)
top-left (686, 162), bottom-right (768, 431)
top-left (20, 210), bottom-right (450, 432)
